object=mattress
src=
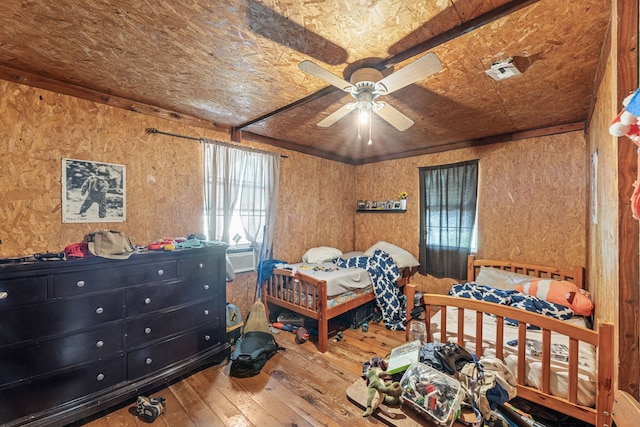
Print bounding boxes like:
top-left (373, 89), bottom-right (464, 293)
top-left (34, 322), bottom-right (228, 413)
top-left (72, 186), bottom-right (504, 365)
top-left (287, 262), bottom-right (372, 296)
top-left (429, 306), bottom-right (598, 407)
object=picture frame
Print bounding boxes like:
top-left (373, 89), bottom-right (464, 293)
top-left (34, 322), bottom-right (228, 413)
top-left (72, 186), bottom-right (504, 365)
top-left (393, 201), bottom-right (402, 209)
top-left (357, 200), bottom-right (366, 209)
top-left (62, 158), bottom-right (126, 223)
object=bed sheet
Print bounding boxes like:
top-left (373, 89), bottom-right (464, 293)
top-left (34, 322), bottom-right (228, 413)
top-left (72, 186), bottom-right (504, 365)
top-left (286, 262), bottom-right (372, 296)
top-left (429, 307), bottom-right (598, 407)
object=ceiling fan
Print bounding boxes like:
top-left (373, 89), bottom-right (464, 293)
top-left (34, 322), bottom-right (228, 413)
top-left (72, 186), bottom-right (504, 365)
top-left (299, 52), bottom-right (442, 132)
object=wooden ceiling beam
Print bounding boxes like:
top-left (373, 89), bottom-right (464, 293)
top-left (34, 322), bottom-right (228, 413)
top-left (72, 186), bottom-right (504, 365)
top-left (0, 64), bottom-right (228, 134)
top-left (240, 0), bottom-right (542, 131)
top-left (382, 0), bottom-right (541, 68)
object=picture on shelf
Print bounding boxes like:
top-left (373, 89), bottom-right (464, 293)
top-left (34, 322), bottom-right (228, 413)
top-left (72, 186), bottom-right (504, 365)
top-left (357, 200), bottom-right (366, 209)
top-left (393, 201), bottom-right (402, 209)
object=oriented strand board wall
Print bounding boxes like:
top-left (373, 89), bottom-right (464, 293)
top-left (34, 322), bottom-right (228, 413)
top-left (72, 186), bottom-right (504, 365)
top-left (355, 132), bottom-right (588, 294)
top-left (0, 80), bottom-right (216, 256)
top-left (0, 79), bottom-right (355, 317)
top-left (587, 50), bottom-right (618, 325)
top-left (270, 149), bottom-right (355, 262)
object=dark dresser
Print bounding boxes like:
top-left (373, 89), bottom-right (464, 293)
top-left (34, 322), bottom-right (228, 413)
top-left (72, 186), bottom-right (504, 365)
top-left (0, 244), bottom-right (230, 426)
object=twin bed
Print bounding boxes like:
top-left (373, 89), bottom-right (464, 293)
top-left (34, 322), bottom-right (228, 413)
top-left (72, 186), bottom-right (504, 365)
top-left (404, 256), bottom-right (613, 427)
top-left (262, 249), bottom-right (614, 426)
top-left (261, 243), bottom-right (419, 352)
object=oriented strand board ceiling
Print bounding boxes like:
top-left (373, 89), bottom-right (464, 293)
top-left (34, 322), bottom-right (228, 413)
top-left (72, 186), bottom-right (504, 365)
top-left (0, 0), bottom-right (610, 164)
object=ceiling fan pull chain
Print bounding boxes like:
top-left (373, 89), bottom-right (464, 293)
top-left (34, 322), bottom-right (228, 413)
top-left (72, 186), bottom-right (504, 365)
top-left (368, 110), bottom-right (373, 145)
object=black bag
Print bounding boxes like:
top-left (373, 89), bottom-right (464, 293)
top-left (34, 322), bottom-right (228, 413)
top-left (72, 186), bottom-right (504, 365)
top-left (419, 342), bottom-right (474, 375)
top-left (436, 342), bottom-right (475, 374)
top-left (230, 331), bottom-right (285, 378)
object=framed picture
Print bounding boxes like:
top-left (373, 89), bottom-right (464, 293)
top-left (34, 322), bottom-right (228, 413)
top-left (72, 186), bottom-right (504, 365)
top-left (386, 200), bottom-right (394, 209)
top-left (357, 200), bottom-right (366, 209)
top-left (62, 158), bottom-right (126, 223)
top-left (393, 201), bottom-right (402, 209)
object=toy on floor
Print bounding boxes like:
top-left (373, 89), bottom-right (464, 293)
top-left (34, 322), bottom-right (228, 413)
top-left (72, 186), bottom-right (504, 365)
top-left (363, 367), bottom-right (402, 417)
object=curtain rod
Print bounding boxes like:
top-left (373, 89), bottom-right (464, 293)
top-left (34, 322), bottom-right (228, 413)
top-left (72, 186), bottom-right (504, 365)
top-left (145, 128), bottom-right (288, 158)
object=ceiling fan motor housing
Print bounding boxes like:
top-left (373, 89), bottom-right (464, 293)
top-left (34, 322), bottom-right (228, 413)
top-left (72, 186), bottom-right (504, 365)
top-left (349, 68), bottom-right (384, 85)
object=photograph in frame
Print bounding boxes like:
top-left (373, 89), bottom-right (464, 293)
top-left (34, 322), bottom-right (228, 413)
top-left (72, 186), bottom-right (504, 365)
top-left (62, 158), bottom-right (126, 223)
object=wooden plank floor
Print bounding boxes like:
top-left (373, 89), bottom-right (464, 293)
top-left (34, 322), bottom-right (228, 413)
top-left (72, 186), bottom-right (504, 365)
top-left (75, 322), bottom-right (405, 427)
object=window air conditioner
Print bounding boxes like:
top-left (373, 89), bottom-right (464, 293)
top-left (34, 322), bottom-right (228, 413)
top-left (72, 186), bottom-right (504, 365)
top-left (226, 246), bottom-right (256, 273)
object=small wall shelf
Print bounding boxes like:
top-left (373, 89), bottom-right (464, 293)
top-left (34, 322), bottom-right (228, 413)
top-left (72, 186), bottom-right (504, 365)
top-left (356, 209), bottom-right (406, 213)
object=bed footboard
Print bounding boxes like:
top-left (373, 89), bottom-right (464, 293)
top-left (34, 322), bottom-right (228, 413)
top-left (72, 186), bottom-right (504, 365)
top-left (420, 294), bottom-right (613, 427)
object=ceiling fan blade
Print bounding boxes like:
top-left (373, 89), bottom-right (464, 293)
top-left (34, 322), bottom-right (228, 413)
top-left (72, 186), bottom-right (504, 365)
top-left (374, 103), bottom-right (414, 131)
top-left (318, 103), bottom-right (354, 127)
top-left (299, 60), bottom-right (353, 92)
top-left (377, 52), bottom-right (442, 94)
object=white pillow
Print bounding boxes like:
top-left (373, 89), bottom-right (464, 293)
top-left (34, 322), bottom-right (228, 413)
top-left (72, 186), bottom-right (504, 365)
top-left (474, 266), bottom-right (533, 290)
top-left (302, 246), bottom-right (342, 263)
top-left (364, 241), bottom-right (420, 268)
top-left (340, 251), bottom-right (365, 259)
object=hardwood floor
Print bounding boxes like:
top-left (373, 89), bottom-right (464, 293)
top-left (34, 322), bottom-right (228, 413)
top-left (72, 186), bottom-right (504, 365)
top-left (76, 322), bottom-right (405, 427)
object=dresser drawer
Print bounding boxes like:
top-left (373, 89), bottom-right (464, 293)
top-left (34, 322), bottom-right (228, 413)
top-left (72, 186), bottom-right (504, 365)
top-left (52, 260), bottom-right (177, 297)
top-left (0, 275), bottom-right (47, 310)
top-left (0, 356), bottom-right (123, 425)
top-left (126, 299), bottom-right (219, 348)
top-left (0, 323), bottom-right (123, 386)
top-left (0, 292), bottom-right (122, 346)
top-left (127, 324), bottom-right (221, 380)
top-left (178, 253), bottom-right (220, 279)
top-left (126, 279), bottom-right (218, 317)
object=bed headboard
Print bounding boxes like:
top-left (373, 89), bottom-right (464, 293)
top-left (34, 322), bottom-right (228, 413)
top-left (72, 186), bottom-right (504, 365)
top-left (467, 254), bottom-right (585, 289)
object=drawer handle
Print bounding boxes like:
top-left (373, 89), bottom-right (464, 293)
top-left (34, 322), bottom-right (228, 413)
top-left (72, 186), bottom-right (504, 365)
top-left (77, 280), bottom-right (85, 288)
top-left (145, 357), bottom-right (153, 365)
top-left (203, 309), bottom-right (209, 316)
top-left (157, 269), bottom-right (164, 276)
top-left (145, 327), bottom-right (152, 334)
top-left (203, 284), bottom-right (210, 290)
top-left (144, 297), bottom-right (151, 305)
top-left (95, 307), bottom-right (104, 315)
top-left (204, 335), bottom-right (211, 341)
top-left (96, 373), bottom-right (105, 381)
top-left (198, 263), bottom-right (204, 269)
top-left (96, 340), bottom-right (104, 348)
top-left (0, 291), bottom-right (8, 299)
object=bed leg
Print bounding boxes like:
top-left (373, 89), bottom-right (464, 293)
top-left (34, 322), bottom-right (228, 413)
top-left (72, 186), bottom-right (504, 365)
top-left (318, 317), bottom-right (328, 353)
top-left (404, 285), bottom-right (417, 342)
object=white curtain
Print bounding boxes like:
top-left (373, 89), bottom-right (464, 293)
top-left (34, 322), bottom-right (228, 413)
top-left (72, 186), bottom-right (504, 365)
top-left (203, 140), bottom-right (280, 260)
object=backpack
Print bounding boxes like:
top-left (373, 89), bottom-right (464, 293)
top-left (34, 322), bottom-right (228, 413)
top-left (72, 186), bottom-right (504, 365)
top-left (229, 331), bottom-right (285, 378)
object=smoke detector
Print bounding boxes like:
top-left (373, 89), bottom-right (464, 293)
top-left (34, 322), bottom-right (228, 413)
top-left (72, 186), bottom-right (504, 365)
top-left (485, 57), bottom-right (522, 81)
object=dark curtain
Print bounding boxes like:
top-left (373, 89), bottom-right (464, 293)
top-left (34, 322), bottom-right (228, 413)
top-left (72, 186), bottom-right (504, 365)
top-left (418, 160), bottom-right (478, 280)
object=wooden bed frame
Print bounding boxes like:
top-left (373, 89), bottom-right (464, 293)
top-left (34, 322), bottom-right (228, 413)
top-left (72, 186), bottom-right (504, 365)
top-left (404, 255), bottom-right (614, 427)
top-left (262, 266), bottom-right (418, 353)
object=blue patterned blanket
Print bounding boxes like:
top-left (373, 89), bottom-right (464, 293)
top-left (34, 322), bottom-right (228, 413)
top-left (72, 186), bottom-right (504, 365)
top-left (449, 282), bottom-right (573, 325)
top-left (335, 249), bottom-right (406, 330)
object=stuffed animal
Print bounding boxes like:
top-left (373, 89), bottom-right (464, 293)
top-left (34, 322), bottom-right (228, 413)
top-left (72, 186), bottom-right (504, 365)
top-left (610, 87), bottom-right (640, 220)
top-left (515, 279), bottom-right (594, 317)
top-left (609, 89), bottom-right (640, 146)
top-left (363, 367), bottom-right (402, 417)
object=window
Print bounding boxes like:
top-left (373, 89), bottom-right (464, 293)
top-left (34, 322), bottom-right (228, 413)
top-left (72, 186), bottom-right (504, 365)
top-left (203, 140), bottom-right (280, 261)
top-left (418, 160), bottom-right (478, 280)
